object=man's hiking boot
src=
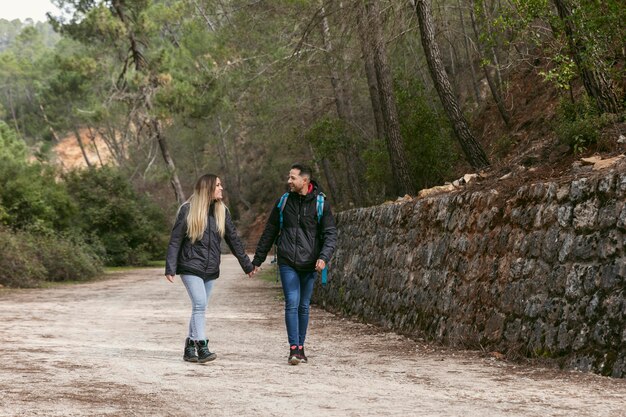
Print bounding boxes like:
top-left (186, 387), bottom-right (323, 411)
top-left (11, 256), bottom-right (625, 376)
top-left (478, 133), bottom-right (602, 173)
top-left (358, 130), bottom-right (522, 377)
top-left (297, 346), bottom-right (307, 364)
top-left (183, 337), bottom-right (198, 362)
top-left (194, 339), bottom-right (217, 363)
top-left (288, 346), bottom-right (300, 365)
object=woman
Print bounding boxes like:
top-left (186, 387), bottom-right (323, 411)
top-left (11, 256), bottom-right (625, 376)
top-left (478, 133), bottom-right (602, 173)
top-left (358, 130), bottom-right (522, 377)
top-left (165, 174), bottom-right (254, 364)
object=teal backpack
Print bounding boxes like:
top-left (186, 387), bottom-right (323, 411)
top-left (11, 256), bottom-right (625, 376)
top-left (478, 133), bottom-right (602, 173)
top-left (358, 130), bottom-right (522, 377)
top-left (276, 192), bottom-right (328, 286)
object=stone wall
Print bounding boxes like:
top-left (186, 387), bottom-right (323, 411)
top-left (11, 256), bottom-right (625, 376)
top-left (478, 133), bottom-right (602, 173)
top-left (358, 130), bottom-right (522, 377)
top-left (314, 167), bottom-right (626, 377)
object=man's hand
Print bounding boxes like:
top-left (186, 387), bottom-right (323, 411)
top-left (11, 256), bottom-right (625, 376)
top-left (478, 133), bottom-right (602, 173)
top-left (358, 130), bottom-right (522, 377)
top-left (247, 266), bottom-right (260, 278)
top-left (165, 274), bottom-right (174, 283)
top-left (315, 259), bottom-right (326, 272)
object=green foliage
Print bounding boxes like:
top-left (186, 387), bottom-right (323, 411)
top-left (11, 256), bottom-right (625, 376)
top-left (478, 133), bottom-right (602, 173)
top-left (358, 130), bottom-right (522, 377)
top-left (0, 19), bottom-right (60, 52)
top-left (0, 120), bottom-right (27, 161)
top-left (29, 231), bottom-right (104, 282)
top-left (0, 162), bottom-right (77, 231)
top-left (0, 226), bottom-right (102, 288)
top-left (362, 139), bottom-right (394, 196)
top-left (554, 96), bottom-right (620, 154)
top-left (0, 227), bottom-right (47, 287)
top-left (493, 135), bottom-right (515, 158)
top-left (395, 79), bottom-right (459, 191)
top-left (63, 166), bottom-right (167, 266)
top-left (539, 53), bottom-right (577, 90)
top-left (0, 124), bottom-right (77, 231)
top-left (305, 117), bottom-right (353, 159)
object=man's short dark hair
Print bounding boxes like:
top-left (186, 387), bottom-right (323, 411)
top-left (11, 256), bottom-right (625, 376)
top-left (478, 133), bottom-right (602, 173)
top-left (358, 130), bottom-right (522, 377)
top-left (291, 163), bottom-right (313, 179)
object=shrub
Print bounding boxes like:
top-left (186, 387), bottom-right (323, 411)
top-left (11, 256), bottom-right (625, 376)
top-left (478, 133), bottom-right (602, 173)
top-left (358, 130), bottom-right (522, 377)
top-left (0, 227), bottom-right (104, 287)
top-left (0, 161), bottom-right (77, 231)
top-left (395, 79), bottom-right (460, 190)
top-left (30, 231), bottom-right (104, 282)
top-left (554, 96), bottom-right (622, 154)
top-left (0, 227), bottom-right (47, 287)
top-left (0, 122), bottom-right (77, 232)
top-left (64, 166), bottom-right (167, 266)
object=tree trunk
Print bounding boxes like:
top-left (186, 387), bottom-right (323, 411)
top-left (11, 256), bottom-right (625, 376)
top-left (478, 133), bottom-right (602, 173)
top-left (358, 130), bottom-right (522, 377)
top-left (217, 118), bottom-right (247, 218)
top-left (415, 0), bottom-right (490, 170)
top-left (321, 157), bottom-right (340, 205)
top-left (319, 3), bottom-right (364, 205)
top-left (73, 127), bottom-right (93, 168)
top-left (192, 0), bottom-right (217, 32)
top-left (553, 0), bottom-right (620, 114)
top-left (6, 89), bottom-right (22, 138)
top-left (457, 0), bottom-right (481, 103)
top-left (38, 101), bottom-right (60, 142)
top-left (364, 0), bottom-right (415, 196)
top-left (304, 72), bottom-right (342, 206)
top-left (87, 127), bottom-right (104, 166)
top-left (152, 119), bottom-right (186, 204)
top-left (469, 0), bottom-right (510, 127)
top-left (356, 0), bottom-right (385, 141)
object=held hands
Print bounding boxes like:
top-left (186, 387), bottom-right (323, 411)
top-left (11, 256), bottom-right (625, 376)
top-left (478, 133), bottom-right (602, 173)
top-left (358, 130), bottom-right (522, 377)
top-left (315, 259), bottom-right (326, 272)
top-left (247, 266), bottom-right (260, 278)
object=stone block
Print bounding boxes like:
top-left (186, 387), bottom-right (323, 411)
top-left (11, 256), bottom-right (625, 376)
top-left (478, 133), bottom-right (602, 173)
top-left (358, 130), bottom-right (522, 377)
top-left (572, 324), bottom-right (590, 350)
top-left (525, 293), bottom-right (548, 318)
top-left (617, 204), bottom-right (626, 231)
top-left (597, 173), bottom-right (615, 195)
top-left (558, 232), bottom-right (575, 262)
top-left (565, 265), bottom-right (586, 299)
top-left (557, 204), bottom-right (573, 227)
top-left (557, 322), bottom-right (573, 351)
top-left (541, 225), bottom-right (560, 262)
top-left (570, 178), bottom-right (597, 202)
top-left (557, 183), bottom-right (570, 202)
top-left (572, 233), bottom-right (599, 260)
top-left (573, 199), bottom-right (599, 230)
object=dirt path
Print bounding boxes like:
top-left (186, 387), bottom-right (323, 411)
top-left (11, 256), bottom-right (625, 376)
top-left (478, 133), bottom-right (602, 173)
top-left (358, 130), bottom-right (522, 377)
top-left (0, 255), bottom-right (624, 416)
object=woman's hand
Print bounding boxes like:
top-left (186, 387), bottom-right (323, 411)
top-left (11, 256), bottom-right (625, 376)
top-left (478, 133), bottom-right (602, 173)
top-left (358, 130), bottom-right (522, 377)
top-left (165, 275), bottom-right (175, 283)
top-left (247, 266), bottom-right (259, 278)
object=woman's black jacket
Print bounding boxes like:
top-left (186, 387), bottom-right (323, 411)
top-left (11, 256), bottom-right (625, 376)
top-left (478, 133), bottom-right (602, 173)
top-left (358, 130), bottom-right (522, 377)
top-left (252, 182), bottom-right (337, 272)
top-left (165, 203), bottom-right (254, 280)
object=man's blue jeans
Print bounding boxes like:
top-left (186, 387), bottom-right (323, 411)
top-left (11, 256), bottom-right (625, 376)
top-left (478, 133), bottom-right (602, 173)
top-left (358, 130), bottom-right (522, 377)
top-left (279, 264), bottom-right (316, 347)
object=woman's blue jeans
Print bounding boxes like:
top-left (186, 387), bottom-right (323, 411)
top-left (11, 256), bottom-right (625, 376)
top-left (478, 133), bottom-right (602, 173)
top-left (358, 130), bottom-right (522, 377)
top-left (181, 274), bottom-right (215, 341)
top-left (279, 264), bottom-right (316, 347)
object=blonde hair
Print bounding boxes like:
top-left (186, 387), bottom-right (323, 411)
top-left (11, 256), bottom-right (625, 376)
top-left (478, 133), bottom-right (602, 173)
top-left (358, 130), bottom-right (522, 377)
top-left (185, 174), bottom-right (225, 243)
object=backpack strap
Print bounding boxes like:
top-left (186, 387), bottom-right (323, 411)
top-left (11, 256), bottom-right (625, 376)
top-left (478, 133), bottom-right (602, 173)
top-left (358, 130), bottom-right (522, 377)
top-left (277, 192), bottom-right (290, 230)
top-left (316, 192), bottom-right (328, 286)
top-left (316, 192), bottom-right (325, 223)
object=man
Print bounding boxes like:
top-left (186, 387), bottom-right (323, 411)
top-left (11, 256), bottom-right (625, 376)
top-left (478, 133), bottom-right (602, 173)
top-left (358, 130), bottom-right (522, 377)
top-left (252, 163), bottom-right (337, 365)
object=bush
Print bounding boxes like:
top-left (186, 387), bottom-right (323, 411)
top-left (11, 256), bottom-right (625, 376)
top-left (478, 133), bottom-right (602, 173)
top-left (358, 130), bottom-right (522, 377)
top-left (0, 227), bottom-right (103, 288)
top-left (1, 121), bottom-right (77, 232)
top-left (0, 161), bottom-right (77, 231)
top-left (30, 232), bottom-right (104, 282)
top-left (64, 166), bottom-right (167, 266)
top-left (395, 79), bottom-right (459, 190)
top-left (0, 227), bottom-right (47, 287)
top-left (554, 96), bottom-right (622, 154)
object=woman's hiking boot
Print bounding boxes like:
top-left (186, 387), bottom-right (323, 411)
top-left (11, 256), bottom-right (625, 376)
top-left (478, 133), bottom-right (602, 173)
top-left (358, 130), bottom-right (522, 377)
top-left (183, 337), bottom-right (198, 362)
top-left (288, 346), bottom-right (300, 365)
top-left (297, 346), bottom-right (307, 364)
top-left (194, 339), bottom-right (217, 363)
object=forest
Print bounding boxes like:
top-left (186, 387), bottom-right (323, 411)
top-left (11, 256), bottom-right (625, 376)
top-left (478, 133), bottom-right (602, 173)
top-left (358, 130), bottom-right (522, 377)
top-left (0, 0), bottom-right (624, 286)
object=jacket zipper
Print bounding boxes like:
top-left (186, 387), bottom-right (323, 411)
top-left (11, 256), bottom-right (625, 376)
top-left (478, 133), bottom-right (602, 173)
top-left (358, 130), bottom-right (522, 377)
top-left (294, 196), bottom-right (302, 265)
top-left (204, 213), bottom-right (211, 272)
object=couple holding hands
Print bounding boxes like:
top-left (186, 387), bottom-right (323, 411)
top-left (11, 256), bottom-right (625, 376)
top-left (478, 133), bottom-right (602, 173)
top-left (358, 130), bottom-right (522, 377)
top-left (165, 163), bottom-right (337, 366)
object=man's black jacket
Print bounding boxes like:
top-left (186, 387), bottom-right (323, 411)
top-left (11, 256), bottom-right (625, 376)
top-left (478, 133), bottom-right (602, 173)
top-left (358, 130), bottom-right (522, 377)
top-left (165, 203), bottom-right (254, 280)
top-left (253, 181), bottom-right (337, 271)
